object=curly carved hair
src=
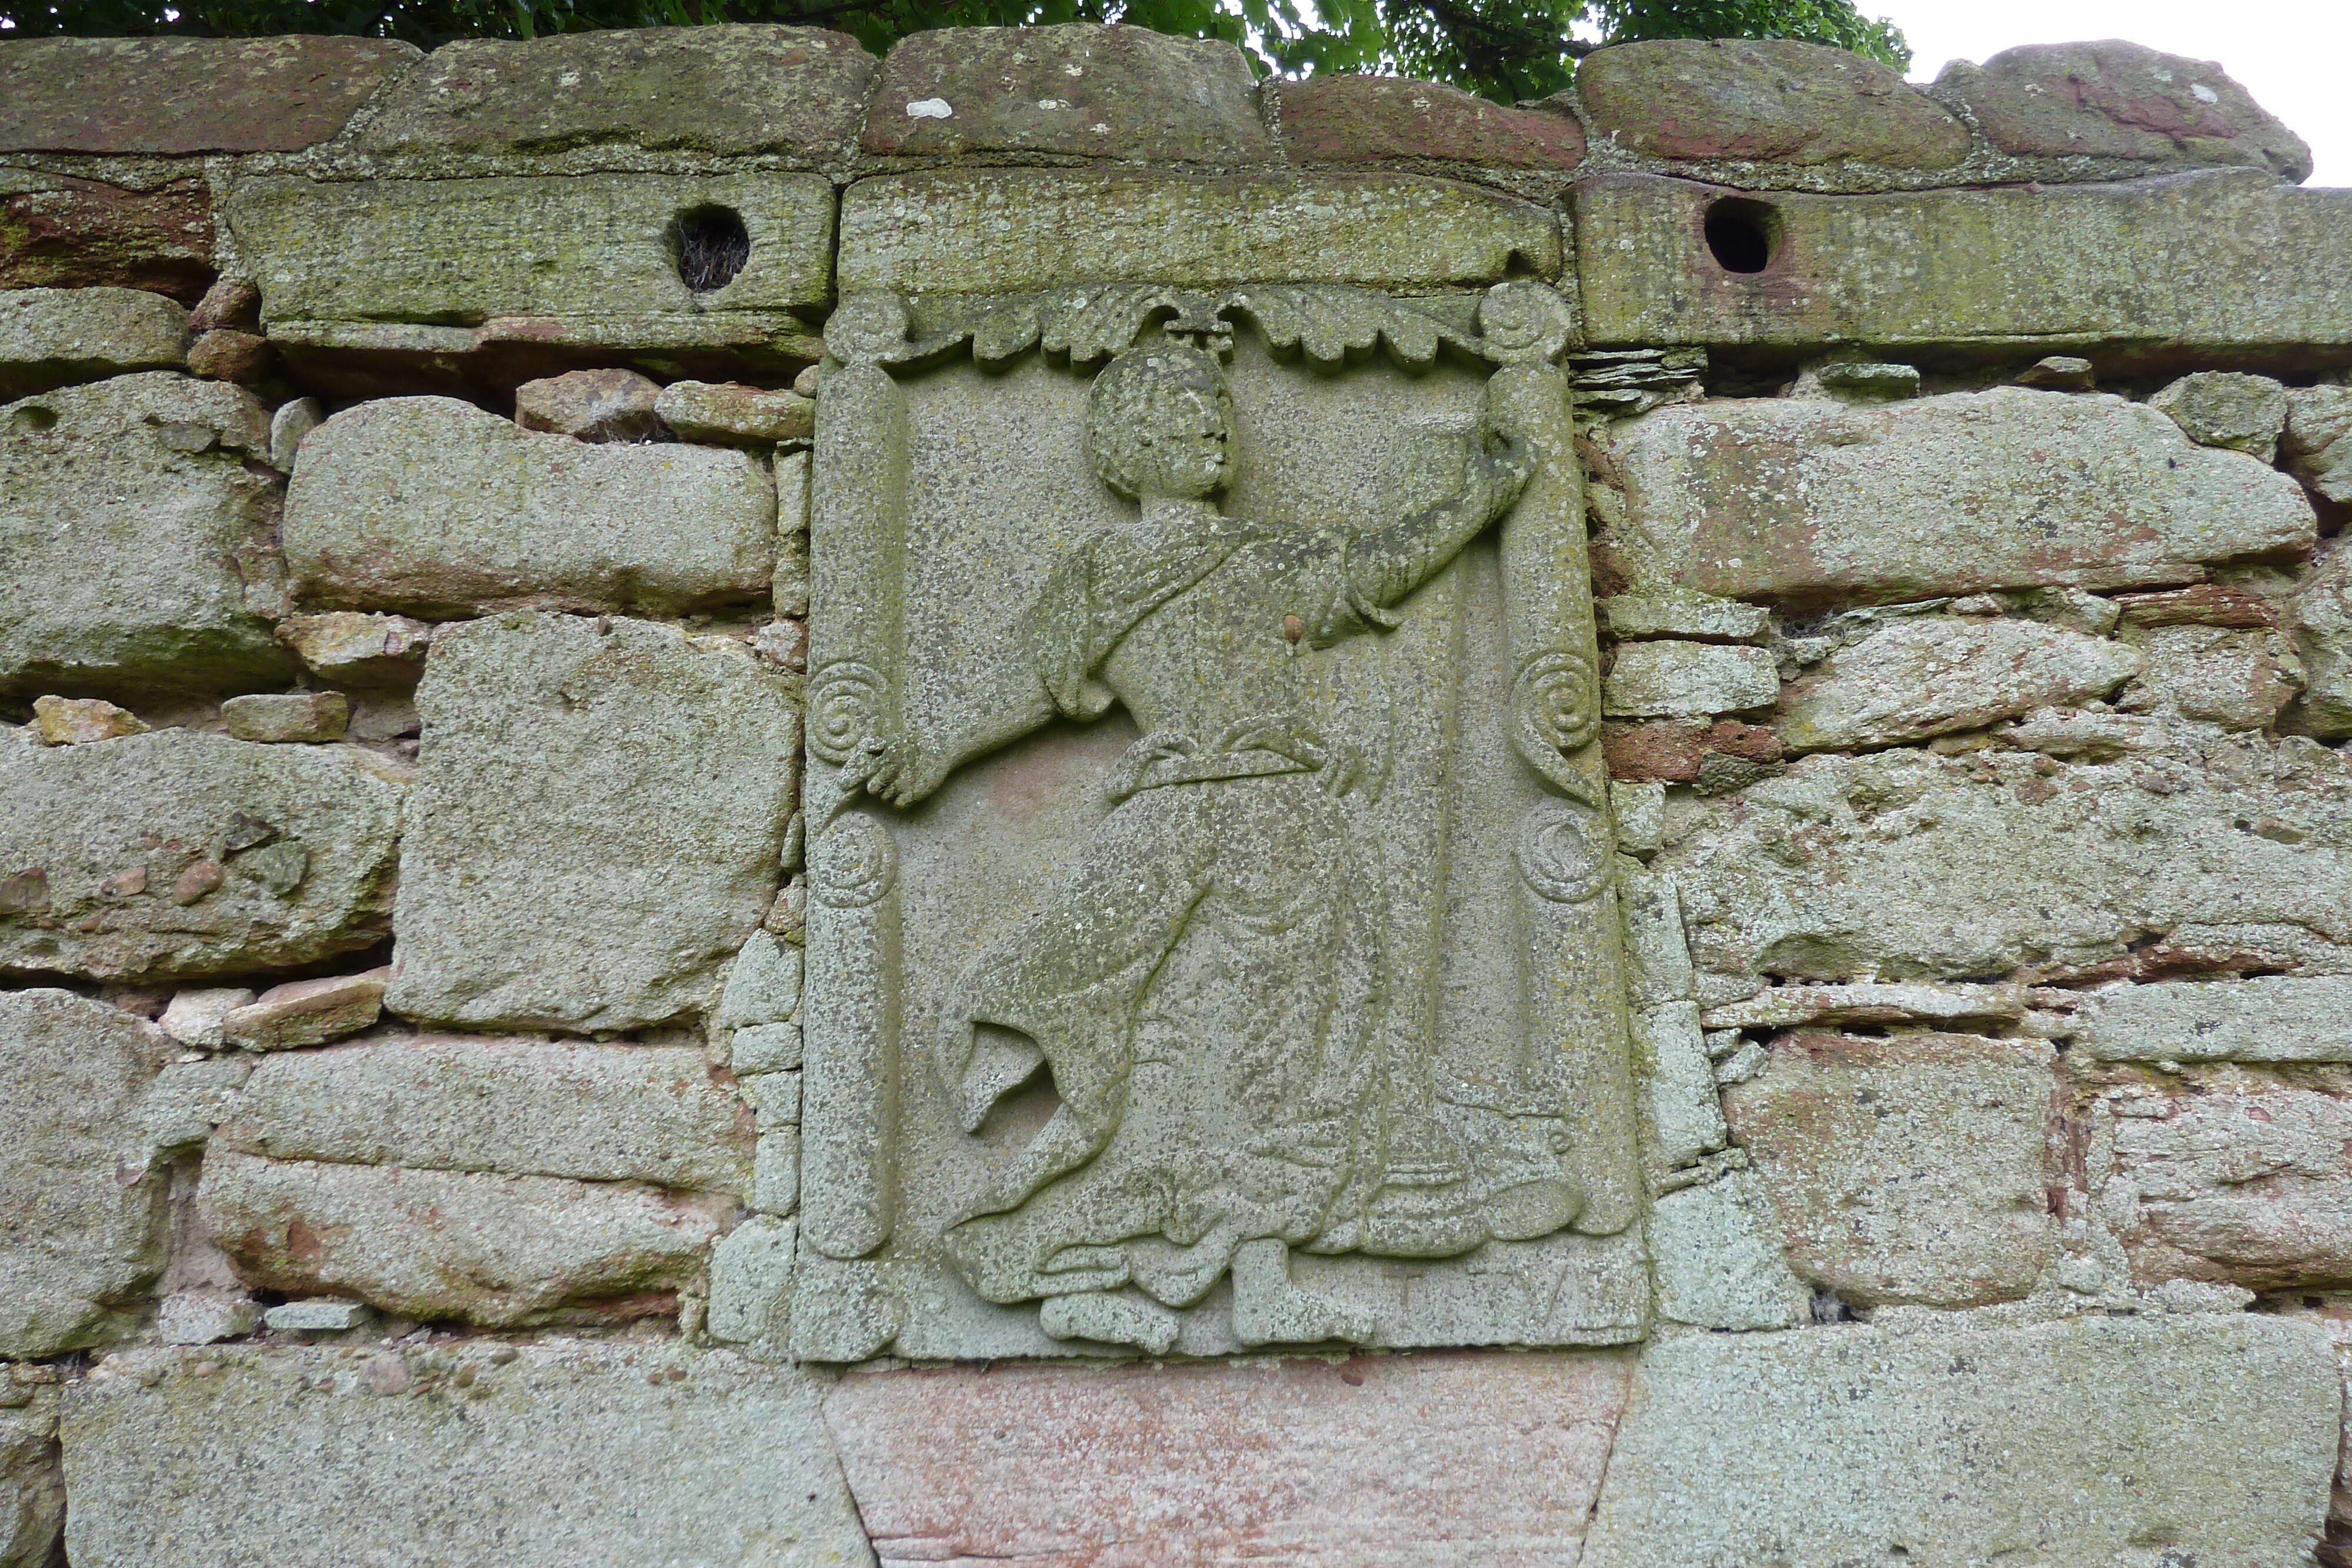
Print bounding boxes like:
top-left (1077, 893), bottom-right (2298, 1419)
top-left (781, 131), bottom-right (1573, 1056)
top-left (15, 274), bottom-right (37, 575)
top-left (1084, 340), bottom-right (1232, 500)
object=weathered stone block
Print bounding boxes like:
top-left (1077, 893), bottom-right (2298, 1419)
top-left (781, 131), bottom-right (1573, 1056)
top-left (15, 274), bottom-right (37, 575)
top-left (1578, 170), bottom-right (2352, 359)
top-left (513, 367), bottom-right (664, 443)
top-left (219, 691), bottom-right (348, 744)
top-left (386, 614), bottom-right (799, 1031)
top-left (656, 380), bottom-right (814, 445)
top-left (1272, 75), bottom-right (1585, 168)
top-left (1722, 1031), bottom-right (2056, 1306)
top-left (2297, 541), bottom-right (2352, 735)
top-left (1602, 387), bottom-right (2316, 604)
top-left (1579, 38), bottom-right (1967, 170)
top-left (1586, 1315), bottom-right (2340, 1567)
top-left (0, 1387), bottom-right (61, 1568)
top-left (1603, 640), bottom-right (1778, 717)
top-left (1632, 1001), bottom-right (1725, 1168)
top-left (259, 1297), bottom-right (370, 1332)
top-left (0, 286), bottom-right (186, 398)
top-left (0, 173), bottom-right (214, 302)
top-left (219, 1037), bottom-right (751, 1193)
top-left (838, 171), bottom-right (1563, 295)
top-left (0, 727), bottom-right (403, 982)
top-left (1646, 1168), bottom-right (1811, 1329)
top-left (827, 1352), bottom-right (1632, 1566)
top-left (355, 26), bottom-right (874, 163)
top-left (1598, 587), bottom-right (1768, 641)
top-left (29, 696), bottom-right (145, 746)
top-left (2100, 1084), bottom-right (2352, 1292)
top-left (2119, 622), bottom-right (2300, 730)
top-left (218, 969), bottom-right (386, 1051)
top-left (2151, 369), bottom-right (2290, 460)
top-left (1936, 40), bottom-right (2311, 180)
top-left (2287, 385), bottom-right (2352, 506)
top-left (61, 1342), bottom-right (871, 1567)
top-left (708, 1215), bottom-right (796, 1344)
top-left (2080, 976), bottom-right (2352, 1063)
top-left (0, 991), bottom-right (174, 1359)
top-left (1779, 615), bottom-right (2141, 750)
top-left (276, 611), bottom-right (431, 686)
top-left (1, 372), bottom-right (294, 699)
top-left (867, 24), bottom-right (1268, 163)
top-left (155, 1289), bottom-right (260, 1346)
top-left (284, 397), bottom-right (776, 618)
top-left (196, 1149), bottom-right (724, 1326)
top-left (0, 37), bottom-right (419, 155)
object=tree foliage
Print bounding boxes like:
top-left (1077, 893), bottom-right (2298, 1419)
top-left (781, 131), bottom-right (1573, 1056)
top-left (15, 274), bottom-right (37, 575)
top-left (1, 0), bottom-right (1909, 105)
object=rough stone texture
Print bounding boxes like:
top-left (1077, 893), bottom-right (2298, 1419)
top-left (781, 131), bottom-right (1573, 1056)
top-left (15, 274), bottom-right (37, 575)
top-left (1722, 1031), bottom-right (2057, 1307)
top-left (1646, 1168), bottom-right (1812, 1329)
top-left (276, 611), bottom-right (431, 686)
top-left (514, 367), bottom-right (666, 443)
top-left (0, 286), bottom-right (187, 398)
top-left (285, 396), bottom-right (775, 618)
top-left (29, 696), bottom-right (146, 746)
top-left (1702, 981), bottom-right (2026, 1031)
top-left (827, 1352), bottom-right (1632, 1567)
top-left (2080, 976), bottom-right (2352, 1062)
top-left (1579, 38), bottom-right (1968, 169)
top-left (218, 969), bottom-right (387, 1051)
top-left (0, 727), bottom-right (404, 982)
top-left (195, 1149), bottom-right (725, 1326)
top-left (2286, 385), bottom-right (2352, 506)
top-left (707, 1215), bottom-right (795, 1345)
top-left (61, 1342), bottom-right (873, 1567)
top-left (2297, 541), bottom-right (2352, 735)
top-left (220, 691), bottom-right (349, 744)
top-left (155, 1289), bottom-right (260, 1346)
top-left (2119, 623), bottom-right (2300, 730)
top-left (656, 380), bottom-right (814, 445)
top-left (1778, 616), bottom-right (2141, 751)
top-left (2099, 1083), bottom-right (2352, 1292)
top-left (0, 991), bottom-right (174, 1358)
top-left (185, 329), bottom-right (273, 386)
top-left (2151, 370), bottom-right (2290, 460)
top-left (219, 1037), bottom-right (751, 1193)
top-left (1601, 716), bottom-right (1780, 785)
top-left (1601, 388), bottom-right (2316, 604)
top-left (1577, 170), bottom-right (2352, 358)
top-left (0, 37), bottom-right (420, 155)
top-left (1604, 641), bottom-right (1779, 717)
top-left (354, 26), bottom-right (875, 164)
top-left (158, 987), bottom-right (251, 1049)
top-left (386, 614), bottom-right (799, 1032)
top-left (1585, 1315), bottom-right (2340, 1567)
top-left (1598, 587), bottom-right (1768, 642)
top-left (837, 172), bottom-right (1563, 295)
top-left (0, 173), bottom-right (215, 302)
top-left (867, 24), bottom-right (1268, 163)
top-left (1, 372), bottom-right (293, 699)
top-left (0, 1385), bottom-right (61, 1568)
top-left (1656, 740), bottom-right (2352, 988)
top-left (260, 1297), bottom-right (371, 1332)
top-left (1937, 40), bottom-right (2313, 180)
top-left (1272, 75), bottom-right (1585, 168)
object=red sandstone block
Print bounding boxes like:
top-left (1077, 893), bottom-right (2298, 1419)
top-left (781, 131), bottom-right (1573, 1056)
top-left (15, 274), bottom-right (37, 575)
top-left (1273, 75), bottom-right (1585, 169)
top-left (0, 36), bottom-right (419, 155)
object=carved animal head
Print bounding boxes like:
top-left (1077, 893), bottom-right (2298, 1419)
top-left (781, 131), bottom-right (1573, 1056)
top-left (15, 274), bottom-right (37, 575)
top-left (1085, 340), bottom-right (1232, 502)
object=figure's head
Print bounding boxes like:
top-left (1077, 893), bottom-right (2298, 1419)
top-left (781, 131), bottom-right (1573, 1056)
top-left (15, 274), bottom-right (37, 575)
top-left (1085, 342), bottom-right (1232, 502)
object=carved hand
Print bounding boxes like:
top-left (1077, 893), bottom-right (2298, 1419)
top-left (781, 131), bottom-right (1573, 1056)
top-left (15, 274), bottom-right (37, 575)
top-left (846, 733), bottom-right (950, 807)
top-left (1469, 430), bottom-right (1538, 519)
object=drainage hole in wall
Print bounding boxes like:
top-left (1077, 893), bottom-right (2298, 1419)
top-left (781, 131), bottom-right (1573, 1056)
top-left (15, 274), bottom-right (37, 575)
top-left (1704, 197), bottom-right (1779, 274)
top-left (671, 205), bottom-right (751, 293)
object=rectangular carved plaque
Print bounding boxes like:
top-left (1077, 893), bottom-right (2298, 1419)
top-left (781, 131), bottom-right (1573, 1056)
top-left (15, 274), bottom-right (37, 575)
top-left (795, 283), bottom-right (1647, 1359)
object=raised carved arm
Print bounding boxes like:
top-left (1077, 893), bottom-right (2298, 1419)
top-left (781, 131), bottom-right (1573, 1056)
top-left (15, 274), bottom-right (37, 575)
top-left (847, 674), bottom-right (1058, 809)
top-left (1344, 430), bottom-right (1536, 612)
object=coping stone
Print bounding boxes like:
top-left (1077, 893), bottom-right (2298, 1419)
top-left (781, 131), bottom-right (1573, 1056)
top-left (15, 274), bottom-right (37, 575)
top-left (0, 36), bottom-right (420, 155)
top-left (1272, 75), bottom-right (1586, 169)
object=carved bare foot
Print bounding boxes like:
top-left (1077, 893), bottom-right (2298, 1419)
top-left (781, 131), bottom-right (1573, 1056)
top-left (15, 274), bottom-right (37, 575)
top-left (1039, 1290), bottom-right (1180, 1355)
top-left (1230, 1239), bottom-right (1376, 1348)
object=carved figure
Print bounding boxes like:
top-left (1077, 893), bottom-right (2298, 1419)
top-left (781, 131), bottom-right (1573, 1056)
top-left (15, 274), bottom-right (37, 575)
top-left (846, 340), bottom-right (1536, 1347)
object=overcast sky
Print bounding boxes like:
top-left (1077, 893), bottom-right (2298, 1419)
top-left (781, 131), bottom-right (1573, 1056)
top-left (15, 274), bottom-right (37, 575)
top-left (1872, 0), bottom-right (2351, 186)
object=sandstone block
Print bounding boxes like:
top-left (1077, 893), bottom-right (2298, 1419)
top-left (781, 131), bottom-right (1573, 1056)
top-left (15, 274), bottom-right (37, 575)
top-left (2151, 369), bottom-right (2290, 460)
top-left (1603, 641), bottom-right (1778, 717)
top-left (0, 1385), bottom-right (61, 1568)
top-left (1646, 1167), bottom-right (1810, 1330)
top-left (2080, 976), bottom-right (2352, 1062)
top-left (2296, 541), bottom-right (2352, 735)
top-left (1632, 1001), bottom-right (1725, 1169)
top-left (2286, 385), bottom-right (2352, 504)
top-left (752, 1129), bottom-right (800, 1216)
top-left (1936, 40), bottom-right (2311, 180)
top-left (0, 37), bottom-right (419, 155)
top-left (656, 380), bottom-right (814, 446)
top-left (1779, 616), bottom-right (2140, 751)
top-left (1602, 387), bottom-right (2316, 604)
top-left (155, 1289), bottom-right (259, 1346)
top-left (0, 286), bottom-right (186, 398)
top-left (355, 26), bottom-right (874, 164)
top-left (1272, 75), bottom-right (1585, 168)
top-left (0, 727), bottom-right (403, 981)
top-left (285, 397), bottom-right (775, 618)
top-left (218, 969), bottom-right (386, 1051)
top-left (260, 1298), bottom-right (370, 1332)
top-left (708, 1215), bottom-right (795, 1345)
top-left (838, 171), bottom-right (1563, 295)
top-left (1586, 1315), bottom-right (2339, 1567)
top-left (158, 986), bottom-right (252, 1049)
top-left (189, 279), bottom-right (260, 335)
top-left (2114, 581), bottom-right (2280, 630)
top-left (714, 930), bottom-right (804, 1032)
top-left (184, 328), bottom-right (272, 386)
top-left (2119, 623), bottom-right (2300, 730)
top-left (1579, 38), bottom-right (1967, 170)
top-left (0, 991), bottom-right (174, 1358)
top-left (734, 1022), bottom-right (804, 1075)
top-left (29, 696), bottom-right (145, 745)
top-left (0, 173), bottom-right (214, 302)
top-left (265, 395), bottom-right (321, 470)
top-left (276, 611), bottom-right (431, 686)
top-left (826, 1352), bottom-right (1632, 1566)
top-left (1722, 1032), bottom-right (2056, 1307)
top-left (868, 24), bottom-right (1267, 163)
top-left (220, 1037), bottom-right (750, 1193)
top-left (1578, 170), bottom-right (2352, 358)
top-left (513, 367), bottom-right (665, 443)
top-left (2101, 1084), bottom-right (2352, 1292)
top-left (61, 1341), bottom-right (870, 1567)
top-left (1600, 716), bottom-right (1780, 784)
top-left (1701, 980), bottom-right (2024, 1031)
top-left (2, 372), bottom-right (293, 698)
top-left (196, 1149), bottom-right (724, 1326)
top-left (219, 691), bottom-right (349, 744)
top-left (386, 614), bottom-right (798, 1031)
top-left (1598, 587), bottom-right (1768, 642)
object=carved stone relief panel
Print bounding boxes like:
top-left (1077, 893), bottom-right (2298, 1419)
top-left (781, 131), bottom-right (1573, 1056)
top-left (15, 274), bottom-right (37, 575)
top-left (794, 282), bottom-right (1646, 1360)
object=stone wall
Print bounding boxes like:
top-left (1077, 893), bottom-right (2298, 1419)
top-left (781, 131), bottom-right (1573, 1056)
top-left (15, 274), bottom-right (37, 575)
top-left (4, 22), bottom-right (2352, 1566)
